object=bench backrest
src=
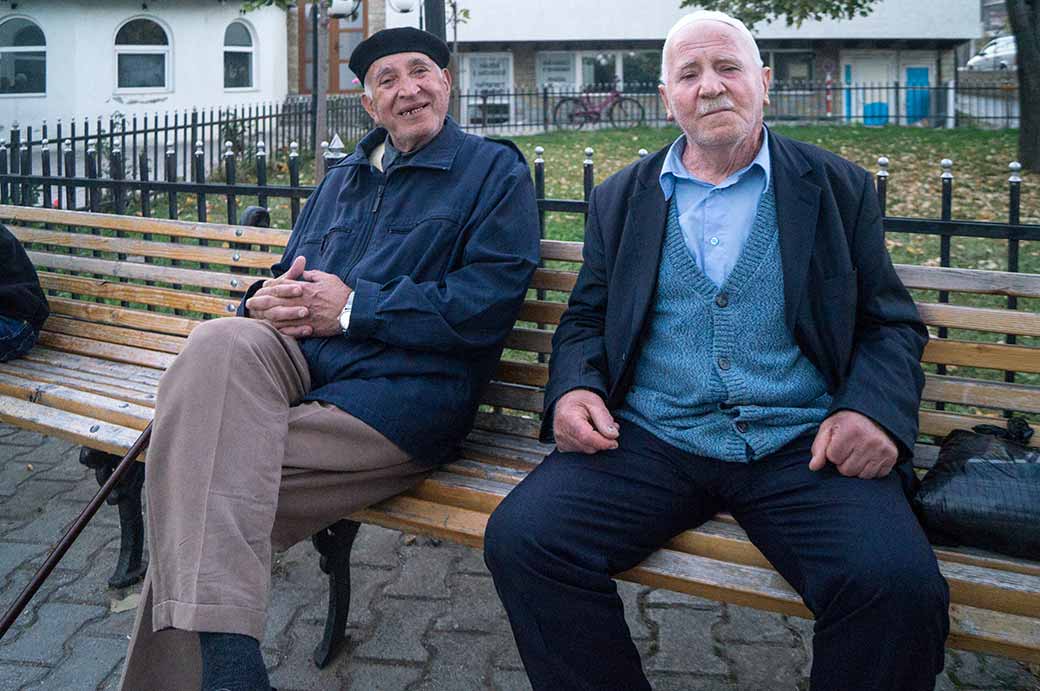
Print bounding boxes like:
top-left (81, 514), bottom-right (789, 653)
top-left (4, 205), bottom-right (1038, 464)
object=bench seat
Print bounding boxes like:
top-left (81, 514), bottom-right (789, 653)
top-left (2, 204), bottom-right (1038, 667)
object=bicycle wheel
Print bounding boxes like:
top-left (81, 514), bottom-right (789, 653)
top-left (608, 97), bottom-right (645, 128)
top-left (553, 97), bottom-right (588, 130)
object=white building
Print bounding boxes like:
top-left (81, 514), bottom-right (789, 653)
top-left (0, 0), bottom-right (288, 136)
top-left (388, 0), bottom-right (979, 127)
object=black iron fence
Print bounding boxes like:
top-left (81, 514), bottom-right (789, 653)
top-left (451, 80), bottom-right (1021, 135)
top-left (3, 95), bottom-right (373, 185)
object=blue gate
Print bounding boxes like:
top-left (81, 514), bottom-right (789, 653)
top-left (906, 67), bottom-right (930, 124)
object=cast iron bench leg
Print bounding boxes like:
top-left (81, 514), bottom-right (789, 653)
top-left (78, 447), bottom-right (147, 588)
top-left (311, 519), bottom-right (361, 669)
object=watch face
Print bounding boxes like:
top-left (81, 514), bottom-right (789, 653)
top-left (339, 308), bottom-right (351, 331)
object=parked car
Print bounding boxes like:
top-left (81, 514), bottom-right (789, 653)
top-left (966, 36), bottom-right (1017, 70)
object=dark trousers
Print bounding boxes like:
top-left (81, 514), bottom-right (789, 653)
top-left (484, 421), bottom-right (949, 691)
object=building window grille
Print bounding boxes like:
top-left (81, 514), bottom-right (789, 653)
top-left (224, 21), bottom-right (255, 89)
top-left (0, 17), bottom-right (46, 95)
top-left (115, 18), bottom-right (170, 90)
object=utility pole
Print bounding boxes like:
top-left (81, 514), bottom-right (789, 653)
top-left (424, 0), bottom-right (446, 41)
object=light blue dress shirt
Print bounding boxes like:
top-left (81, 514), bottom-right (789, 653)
top-left (658, 128), bottom-right (771, 288)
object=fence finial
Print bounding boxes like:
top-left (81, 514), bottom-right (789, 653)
top-left (1009, 161), bottom-right (1022, 183)
top-left (638, 148), bottom-right (649, 158)
top-left (41, 138), bottom-right (49, 150)
top-left (289, 142), bottom-right (299, 158)
top-left (940, 158), bottom-right (953, 179)
top-left (63, 138), bottom-right (72, 154)
top-left (534, 145), bottom-right (544, 164)
top-left (326, 134), bottom-right (346, 161)
top-left (584, 147), bottom-right (594, 165)
top-left (321, 140), bottom-right (329, 159)
top-left (195, 140), bottom-right (204, 156)
top-left (224, 140), bottom-right (234, 158)
top-left (111, 141), bottom-right (121, 156)
top-left (877, 156), bottom-right (889, 178)
top-left (257, 140), bottom-right (267, 158)
top-left (165, 144), bottom-right (175, 155)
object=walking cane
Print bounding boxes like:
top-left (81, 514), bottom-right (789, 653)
top-left (0, 423), bottom-right (152, 640)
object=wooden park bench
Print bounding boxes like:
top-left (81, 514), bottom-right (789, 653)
top-left (1, 203), bottom-right (1038, 669)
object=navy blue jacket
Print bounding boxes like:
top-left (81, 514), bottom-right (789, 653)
top-left (542, 131), bottom-right (928, 457)
top-left (0, 224), bottom-right (49, 332)
top-left (241, 118), bottom-right (540, 465)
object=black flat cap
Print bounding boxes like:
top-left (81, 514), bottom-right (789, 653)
top-left (349, 27), bottom-right (450, 87)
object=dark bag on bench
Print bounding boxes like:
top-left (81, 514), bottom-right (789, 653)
top-left (913, 418), bottom-right (1040, 560)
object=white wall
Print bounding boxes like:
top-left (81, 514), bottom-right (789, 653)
top-left (385, 0), bottom-right (978, 43)
top-left (0, 0), bottom-right (287, 135)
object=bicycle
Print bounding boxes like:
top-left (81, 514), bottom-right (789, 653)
top-left (553, 80), bottom-right (646, 130)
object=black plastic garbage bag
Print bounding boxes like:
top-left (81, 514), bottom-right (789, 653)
top-left (913, 418), bottom-right (1040, 560)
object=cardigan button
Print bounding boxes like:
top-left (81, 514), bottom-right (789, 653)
top-left (717, 356), bottom-right (731, 370)
top-left (715, 292), bottom-right (729, 308)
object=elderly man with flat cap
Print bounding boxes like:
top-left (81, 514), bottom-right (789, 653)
top-left (485, 10), bottom-right (948, 691)
top-left (119, 27), bottom-right (539, 691)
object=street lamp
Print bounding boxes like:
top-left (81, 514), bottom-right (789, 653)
top-left (388, 0), bottom-right (445, 42)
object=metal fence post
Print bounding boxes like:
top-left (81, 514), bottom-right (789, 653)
top-left (194, 140), bottom-right (206, 222)
top-left (63, 140), bottom-right (75, 210)
top-left (256, 140), bottom-right (268, 209)
top-left (18, 144), bottom-right (29, 206)
top-left (225, 141), bottom-right (237, 225)
top-left (139, 150), bottom-right (151, 219)
top-left (0, 141), bottom-right (8, 205)
top-left (165, 146), bottom-right (178, 219)
top-left (41, 139), bottom-right (52, 209)
top-left (542, 87), bottom-right (550, 131)
top-left (86, 144), bottom-right (99, 213)
top-left (111, 143), bottom-right (126, 215)
top-left (582, 147), bottom-right (594, 226)
top-left (936, 158), bottom-right (953, 390)
top-left (289, 141), bottom-right (300, 225)
top-left (1005, 160), bottom-right (1022, 389)
top-left (876, 156), bottom-right (889, 219)
top-left (8, 125), bottom-right (18, 175)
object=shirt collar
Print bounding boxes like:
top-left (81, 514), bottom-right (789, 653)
top-left (659, 126), bottom-right (771, 200)
top-left (342, 116), bottom-right (464, 172)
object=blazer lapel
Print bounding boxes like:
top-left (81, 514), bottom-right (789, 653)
top-left (771, 134), bottom-right (822, 331)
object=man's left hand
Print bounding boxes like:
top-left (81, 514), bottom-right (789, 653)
top-left (808, 410), bottom-right (898, 479)
top-left (245, 269), bottom-right (352, 338)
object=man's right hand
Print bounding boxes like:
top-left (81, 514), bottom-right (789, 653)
top-left (553, 389), bottom-right (620, 454)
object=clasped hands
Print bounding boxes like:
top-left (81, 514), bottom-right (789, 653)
top-left (553, 389), bottom-right (898, 479)
top-left (244, 256), bottom-right (352, 339)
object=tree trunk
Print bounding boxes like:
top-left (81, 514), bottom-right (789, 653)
top-left (315, 1), bottom-right (330, 179)
top-left (1007, 0), bottom-right (1040, 170)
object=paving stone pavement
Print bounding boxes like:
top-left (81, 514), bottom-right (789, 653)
top-left (1, 425), bottom-right (1038, 691)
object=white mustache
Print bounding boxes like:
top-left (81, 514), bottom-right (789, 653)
top-left (698, 97), bottom-right (735, 115)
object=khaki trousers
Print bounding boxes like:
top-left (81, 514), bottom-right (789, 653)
top-left (119, 318), bottom-right (429, 690)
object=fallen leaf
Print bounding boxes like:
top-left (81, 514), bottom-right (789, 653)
top-left (110, 592), bottom-right (140, 613)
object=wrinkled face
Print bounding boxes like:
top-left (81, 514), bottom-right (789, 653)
top-left (361, 52), bottom-right (452, 153)
top-left (658, 22), bottom-right (771, 148)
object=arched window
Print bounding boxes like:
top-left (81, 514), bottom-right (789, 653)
top-left (0, 17), bottom-right (46, 95)
top-left (115, 18), bottom-right (170, 90)
top-left (224, 21), bottom-right (254, 89)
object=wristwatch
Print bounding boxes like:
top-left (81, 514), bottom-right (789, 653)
top-left (338, 293), bottom-right (355, 335)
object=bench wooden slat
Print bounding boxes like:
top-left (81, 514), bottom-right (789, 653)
top-left (517, 300), bottom-right (566, 325)
top-left (25, 346), bottom-right (164, 382)
top-left (0, 360), bottom-right (158, 406)
top-left (36, 333), bottom-right (176, 370)
top-left (922, 374), bottom-right (1040, 414)
top-left (481, 382), bottom-right (544, 413)
top-left (504, 328), bottom-right (553, 354)
top-left (47, 297), bottom-right (200, 338)
top-left (0, 205), bottom-right (292, 247)
top-left (895, 264), bottom-right (1040, 299)
top-left (0, 394), bottom-right (144, 457)
top-left (11, 227), bottom-right (277, 270)
top-left (495, 360), bottom-right (548, 387)
top-left (473, 411), bottom-right (541, 440)
top-left (0, 372), bottom-right (152, 430)
top-left (923, 339), bottom-right (1040, 374)
top-left (29, 250), bottom-right (257, 294)
top-left (39, 272), bottom-right (238, 317)
top-left (917, 302), bottom-right (1040, 337)
top-left (539, 240), bottom-right (583, 262)
top-left (44, 316), bottom-right (186, 355)
top-left (530, 269), bottom-right (578, 292)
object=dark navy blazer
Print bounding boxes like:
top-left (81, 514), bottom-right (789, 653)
top-left (240, 119), bottom-right (540, 465)
top-left (542, 131), bottom-right (928, 457)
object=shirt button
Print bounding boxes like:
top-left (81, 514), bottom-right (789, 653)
top-left (717, 356), bottom-right (731, 370)
top-left (715, 292), bottom-right (729, 308)
top-left (709, 236), bottom-right (720, 246)
top-left (736, 421), bottom-right (749, 433)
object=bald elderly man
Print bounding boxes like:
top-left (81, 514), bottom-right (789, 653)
top-left (119, 27), bottom-right (539, 691)
top-left (485, 11), bottom-right (948, 691)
